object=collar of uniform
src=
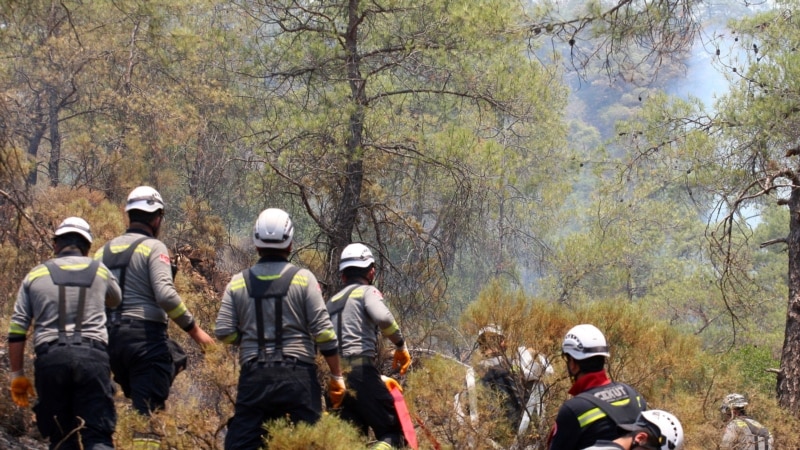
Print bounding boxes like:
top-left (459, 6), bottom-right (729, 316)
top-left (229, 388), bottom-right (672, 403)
top-left (56, 249), bottom-right (84, 258)
top-left (126, 228), bottom-right (153, 237)
top-left (569, 370), bottom-right (611, 396)
top-left (257, 255), bottom-right (289, 263)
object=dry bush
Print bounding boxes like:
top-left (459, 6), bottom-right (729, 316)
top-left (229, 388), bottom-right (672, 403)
top-left (0, 186), bottom-right (123, 314)
top-left (4, 191), bottom-right (800, 449)
top-left (264, 415), bottom-right (366, 449)
top-left (449, 280), bottom-right (800, 449)
top-left (406, 354), bottom-right (525, 449)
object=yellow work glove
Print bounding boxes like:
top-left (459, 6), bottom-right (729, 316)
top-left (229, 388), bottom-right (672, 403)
top-left (328, 375), bottom-right (346, 409)
top-left (392, 345), bottom-right (412, 375)
top-left (380, 375), bottom-right (403, 393)
top-left (10, 375), bottom-right (35, 407)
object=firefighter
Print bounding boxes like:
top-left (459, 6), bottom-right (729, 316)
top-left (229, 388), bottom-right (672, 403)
top-left (215, 208), bottom-right (344, 450)
top-left (720, 393), bottom-right (773, 450)
top-left (97, 186), bottom-right (215, 447)
top-left (547, 324), bottom-right (647, 450)
top-left (326, 243), bottom-right (412, 450)
top-left (8, 217), bottom-right (121, 449)
top-left (474, 324), bottom-right (553, 436)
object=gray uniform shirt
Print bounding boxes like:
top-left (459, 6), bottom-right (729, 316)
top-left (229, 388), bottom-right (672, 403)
top-left (9, 254), bottom-right (122, 347)
top-left (94, 232), bottom-right (195, 330)
top-left (215, 259), bottom-right (338, 365)
top-left (327, 283), bottom-right (404, 357)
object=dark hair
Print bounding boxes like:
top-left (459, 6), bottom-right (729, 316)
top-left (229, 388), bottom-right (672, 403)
top-left (643, 430), bottom-right (662, 448)
top-left (128, 209), bottom-right (163, 225)
top-left (54, 234), bottom-right (90, 255)
top-left (577, 355), bottom-right (606, 373)
top-left (623, 429), bottom-right (661, 447)
top-left (257, 247), bottom-right (290, 258)
top-left (342, 264), bottom-right (373, 280)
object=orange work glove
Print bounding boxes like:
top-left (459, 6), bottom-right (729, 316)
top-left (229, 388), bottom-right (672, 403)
top-left (380, 375), bottom-right (402, 393)
top-left (392, 345), bottom-right (412, 375)
top-left (328, 375), bottom-right (346, 409)
top-left (10, 376), bottom-right (35, 407)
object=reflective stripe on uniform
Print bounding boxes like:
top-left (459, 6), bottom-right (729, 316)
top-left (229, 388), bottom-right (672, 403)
top-left (221, 332), bottom-right (239, 344)
top-left (8, 323), bottom-right (27, 336)
top-left (577, 398), bottom-right (633, 428)
top-left (166, 303), bottom-right (188, 320)
top-left (315, 328), bottom-right (336, 344)
top-left (101, 243), bottom-right (152, 257)
top-left (27, 264), bottom-right (110, 282)
top-left (381, 321), bottom-right (400, 336)
top-left (578, 407), bottom-right (606, 427)
top-left (26, 267), bottom-right (50, 283)
top-left (291, 274), bottom-right (309, 287)
top-left (229, 272), bottom-right (309, 292)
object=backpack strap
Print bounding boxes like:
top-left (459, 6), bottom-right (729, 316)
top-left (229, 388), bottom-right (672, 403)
top-left (576, 384), bottom-right (642, 428)
top-left (242, 265), bottom-right (301, 363)
top-left (101, 236), bottom-right (149, 292)
top-left (326, 285), bottom-right (361, 355)
top-left (101, 236), bottom-right (149, 325)
top-left (741, 418), bottom-right (770, 450)
top-left (43, 259), bottom-right (100, 345)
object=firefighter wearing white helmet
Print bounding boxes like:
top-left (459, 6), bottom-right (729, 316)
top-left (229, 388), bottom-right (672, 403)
top-left (216, 208), bottom-right (343, 450)
top-left (720, 393), bottom-right (773, 450)
top-left (585, 409), bottom-right (684, 450)
top-left (326, 242), bottom-right (412, 449)
top-left (96, 186), bottom-right (215, 439)
top-left (55, 216), bottom-right (94, 243)
top-left (9, 217), bottom-right (121, 449)
top-left (124, 185), bottom-right (165, 213)
top-left (547, 324), bottom-right (647, 450)
top-left (252, 207), bottom-right (294, 249)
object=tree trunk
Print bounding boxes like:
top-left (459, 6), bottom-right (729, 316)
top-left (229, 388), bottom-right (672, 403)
top-left (778, 179), bottom-right (800, 413)
top-left (326, 0), bottom-right (366, 294)
top-left (25, 98), bottom-right (46, 186)
top-left (47, 86), bottom-right (60, 187)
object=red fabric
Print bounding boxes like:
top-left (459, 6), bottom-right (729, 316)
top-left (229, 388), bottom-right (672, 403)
top-left (568, 370), bottom-right (611, 396)
top-left (389, 384), bottom-right (418, 449)
top-left (546, 424), bottom-right (556, 447)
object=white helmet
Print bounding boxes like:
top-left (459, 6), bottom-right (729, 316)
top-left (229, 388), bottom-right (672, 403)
top-left (561, 324), bottom-right (610, 360)
top-left (125, 186), bottom-right (164, 213)
top-left (621, 410), bottom-right (684, 450)
top-left (720, 393), bottom-right (748, 414)
top-left (54, 216), bottom-right (93, 244)
top-left (643, 410), bottom-right (684, 450)
top-left (253, 208), bottom-right (294, 249)
top-left (339, 243), bottom-right (375, 271)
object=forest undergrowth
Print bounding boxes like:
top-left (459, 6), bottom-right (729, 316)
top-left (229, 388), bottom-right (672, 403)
top-left (1, 188), bottom-right (799, 449)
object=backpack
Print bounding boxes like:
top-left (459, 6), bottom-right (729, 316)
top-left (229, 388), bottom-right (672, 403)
top-left (42, 259), bottom-right (101, 345)
top-left (242, 265), bottom-right (301, 363)
top-left (576, 384), bottom-right (643, 429)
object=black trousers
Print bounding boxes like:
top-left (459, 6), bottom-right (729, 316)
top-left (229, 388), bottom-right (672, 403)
top-left (225, 359), bottom-right (322, 450)
top-left (340, 364), bottom-right (403, 447)
top-left (107, 320), bottom-right (173, 415)
top-left (33, 341), bottom-right (116, 450)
